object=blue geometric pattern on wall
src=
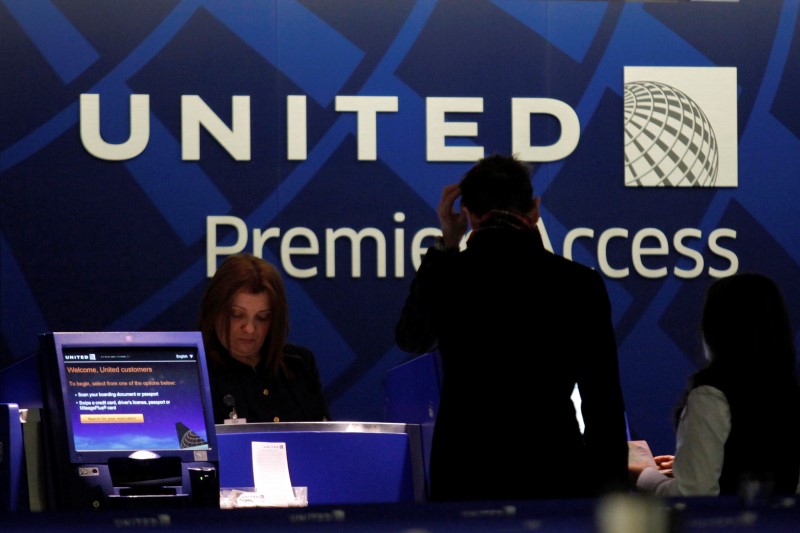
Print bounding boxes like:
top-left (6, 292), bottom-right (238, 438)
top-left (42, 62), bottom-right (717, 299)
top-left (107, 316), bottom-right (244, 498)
top-left (2, 0), bottom-right (800, 453)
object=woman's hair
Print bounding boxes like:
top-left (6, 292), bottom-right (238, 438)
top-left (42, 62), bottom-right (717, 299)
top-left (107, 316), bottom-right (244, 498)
top-left (701, 272), bottom-right (796, 379)
top-left (199, 254), bottom-right (289, 376)
top-left (676, 272), bottom-right (798, 426)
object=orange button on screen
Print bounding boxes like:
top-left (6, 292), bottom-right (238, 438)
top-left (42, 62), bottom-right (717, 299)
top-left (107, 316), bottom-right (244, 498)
top-left (80, 414), bottom-right (144, 424)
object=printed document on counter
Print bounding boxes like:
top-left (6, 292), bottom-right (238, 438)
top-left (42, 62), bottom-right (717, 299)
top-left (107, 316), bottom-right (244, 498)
top-left (252, 441), bottom-right (296, 506)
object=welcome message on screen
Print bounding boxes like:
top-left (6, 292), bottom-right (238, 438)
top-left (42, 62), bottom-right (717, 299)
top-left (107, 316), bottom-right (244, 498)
top-left (61, 347), bottom-right (208, 451)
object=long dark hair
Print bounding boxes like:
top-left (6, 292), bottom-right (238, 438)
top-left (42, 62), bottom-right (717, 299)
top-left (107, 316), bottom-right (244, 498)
top-left (687, 272), bottom-right (797, 403)
top-left (199, 254), bottom-right (290, 377)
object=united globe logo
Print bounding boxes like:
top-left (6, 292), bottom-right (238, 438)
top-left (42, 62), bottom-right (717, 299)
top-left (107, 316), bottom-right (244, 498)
top-left (623, 67), bottom-right (738, 188)
top-left (624, 81), bottom-right (718, 186)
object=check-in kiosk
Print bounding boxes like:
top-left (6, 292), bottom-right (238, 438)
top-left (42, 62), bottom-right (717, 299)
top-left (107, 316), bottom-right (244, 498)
top-left (36, 331), bottom-right (220, 511)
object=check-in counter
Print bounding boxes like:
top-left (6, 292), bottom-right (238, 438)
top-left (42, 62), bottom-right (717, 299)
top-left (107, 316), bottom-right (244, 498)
top-left (215, 421), bottom-right (425, 505)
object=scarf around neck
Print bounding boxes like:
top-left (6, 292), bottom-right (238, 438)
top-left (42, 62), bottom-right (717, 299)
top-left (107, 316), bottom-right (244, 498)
top-left (470, 209), bottom-right (538, 238)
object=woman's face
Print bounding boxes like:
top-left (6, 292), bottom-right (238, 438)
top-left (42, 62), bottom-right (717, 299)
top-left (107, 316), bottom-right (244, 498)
top-left (217, 290), bottom-right (271, 366)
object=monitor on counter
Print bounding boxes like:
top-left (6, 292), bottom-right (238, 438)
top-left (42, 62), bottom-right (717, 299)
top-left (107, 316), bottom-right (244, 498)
top-left (37, 331), bottom-right (219, 510)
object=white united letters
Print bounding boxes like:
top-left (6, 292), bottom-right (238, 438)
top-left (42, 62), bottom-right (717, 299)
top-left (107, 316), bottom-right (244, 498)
top-left (79, 93), bottom-right (579, 163)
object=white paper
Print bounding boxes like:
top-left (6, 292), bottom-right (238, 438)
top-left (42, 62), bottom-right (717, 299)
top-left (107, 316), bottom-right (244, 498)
top-left (251, 442), bottom-right (296, 506)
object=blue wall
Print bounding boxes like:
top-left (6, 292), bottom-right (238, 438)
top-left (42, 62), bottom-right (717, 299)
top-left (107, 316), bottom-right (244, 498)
top-left (2, 0), bottom-right (800, 454)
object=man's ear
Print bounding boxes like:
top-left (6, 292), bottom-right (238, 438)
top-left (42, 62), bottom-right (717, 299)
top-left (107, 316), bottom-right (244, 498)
top-left (463, 206), bottom-right (482, 230)
top-left (528, 197), bottom-right (541, 224)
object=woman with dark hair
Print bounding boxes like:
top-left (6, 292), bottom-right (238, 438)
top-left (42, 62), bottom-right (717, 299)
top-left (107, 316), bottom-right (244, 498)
top-left (200, 253), bottom-right (330, 424)
top-left (631, 273), bottom-right (800, 496)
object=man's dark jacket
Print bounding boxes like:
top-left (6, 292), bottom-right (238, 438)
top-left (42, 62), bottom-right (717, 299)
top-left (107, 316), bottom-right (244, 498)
top-left (396, 224), bottom-right (628, 501)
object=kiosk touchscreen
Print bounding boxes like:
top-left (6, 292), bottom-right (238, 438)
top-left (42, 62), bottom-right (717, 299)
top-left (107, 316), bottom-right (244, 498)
top-left (37, 332), bottom-right (219, 510)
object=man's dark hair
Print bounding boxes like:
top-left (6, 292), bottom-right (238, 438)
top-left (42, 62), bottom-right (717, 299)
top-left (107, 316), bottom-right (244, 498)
top-left (459, 154), bottom-right (535, 217)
